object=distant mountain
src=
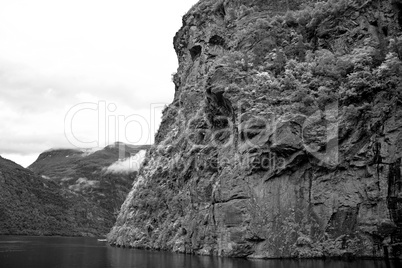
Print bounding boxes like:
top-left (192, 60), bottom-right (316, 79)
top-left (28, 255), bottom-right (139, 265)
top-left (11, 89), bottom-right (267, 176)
top-left (28, 142), bottom-right (151, 235)
top-left (0, 155), bottom-right (108, 236)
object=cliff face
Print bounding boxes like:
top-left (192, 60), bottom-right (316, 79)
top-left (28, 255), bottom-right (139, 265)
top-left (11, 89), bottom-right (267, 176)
top-left (29, 143), bottom-right (150, 234)
top-left (108, 0), bottom-right (402, 259)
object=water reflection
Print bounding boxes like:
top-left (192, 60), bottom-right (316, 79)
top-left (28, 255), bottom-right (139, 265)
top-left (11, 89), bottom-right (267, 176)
top-left (106, 245), bottom-right (401, 268)
top-left (0, 236), bottom-right (401, 268)
top-left (0, 236), bottom-right (111, 268)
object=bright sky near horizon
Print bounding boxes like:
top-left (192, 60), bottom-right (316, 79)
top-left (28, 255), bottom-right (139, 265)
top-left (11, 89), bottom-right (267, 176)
top-left (0, 0), bottom-right (199, 167)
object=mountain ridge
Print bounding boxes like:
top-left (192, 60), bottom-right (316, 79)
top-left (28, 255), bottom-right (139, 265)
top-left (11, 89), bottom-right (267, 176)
top-left (28, 142), bottom-right (151, 233)
top-left (0, 155), bottom-right (107, 236)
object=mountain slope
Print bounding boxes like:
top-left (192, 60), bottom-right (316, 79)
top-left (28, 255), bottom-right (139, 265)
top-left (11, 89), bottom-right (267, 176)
top-left (28, 142), bottom-right (151, 233)
top-left (0, 156), bottom-right (107, 236)
top-left (108, 0), bottom-right (402, 259)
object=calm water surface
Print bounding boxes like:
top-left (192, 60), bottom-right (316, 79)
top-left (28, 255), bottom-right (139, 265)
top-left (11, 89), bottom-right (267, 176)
top-left (0, 236), bottom-right (400, 268)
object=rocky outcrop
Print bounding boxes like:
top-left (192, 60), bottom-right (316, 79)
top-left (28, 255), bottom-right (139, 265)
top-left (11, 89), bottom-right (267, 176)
top-left (28, 142), bottom-right (150, 235)
top-left (108, 0), bottom-right (402, 259)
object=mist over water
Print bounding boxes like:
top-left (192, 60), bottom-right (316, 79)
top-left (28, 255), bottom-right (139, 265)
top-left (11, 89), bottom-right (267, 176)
top-left (0, 236), bottom-right (400, 268)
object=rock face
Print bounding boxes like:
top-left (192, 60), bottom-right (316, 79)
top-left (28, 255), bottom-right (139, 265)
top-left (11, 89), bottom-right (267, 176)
top-left (0, 156), bottom-right (105, 236)
top-left (108, 0), bottom-right (402, 259)
top-left (28, 142), bottom-right (150, 235)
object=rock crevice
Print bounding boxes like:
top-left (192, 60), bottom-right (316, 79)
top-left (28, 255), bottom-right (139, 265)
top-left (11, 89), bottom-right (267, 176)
top-left (108, 0), bottom-right (402, 259)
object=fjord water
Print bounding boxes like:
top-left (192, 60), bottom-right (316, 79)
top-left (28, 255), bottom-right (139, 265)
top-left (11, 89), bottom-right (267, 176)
top-left (0, 236), bottom-right (400, 268)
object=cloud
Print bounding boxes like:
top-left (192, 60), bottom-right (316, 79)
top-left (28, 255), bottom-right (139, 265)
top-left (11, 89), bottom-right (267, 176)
top-left (0, 61), bottom-right (163, 112)
top-left (68, 177), bottom-right (100, 192)
top-left (0, 0), bottom-right (198, 167)
top-left (105, 150), bottom-right (147, 174)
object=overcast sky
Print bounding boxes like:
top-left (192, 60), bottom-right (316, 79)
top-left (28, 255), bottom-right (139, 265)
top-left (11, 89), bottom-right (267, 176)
top-left (0, 0), bottom-right (198, 167)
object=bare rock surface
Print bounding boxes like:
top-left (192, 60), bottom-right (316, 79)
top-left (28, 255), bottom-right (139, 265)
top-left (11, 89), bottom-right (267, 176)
top-left (108, 0), bottom-right (402, 259)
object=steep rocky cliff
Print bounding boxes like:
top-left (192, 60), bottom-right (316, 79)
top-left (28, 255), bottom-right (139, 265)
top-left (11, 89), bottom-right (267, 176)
top-left (108, 0), bottom-right (402, 259)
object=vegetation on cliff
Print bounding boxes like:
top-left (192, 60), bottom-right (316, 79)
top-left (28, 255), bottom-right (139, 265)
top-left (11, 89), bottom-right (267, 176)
top-left (109, 0), bottom-right (402, 259)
